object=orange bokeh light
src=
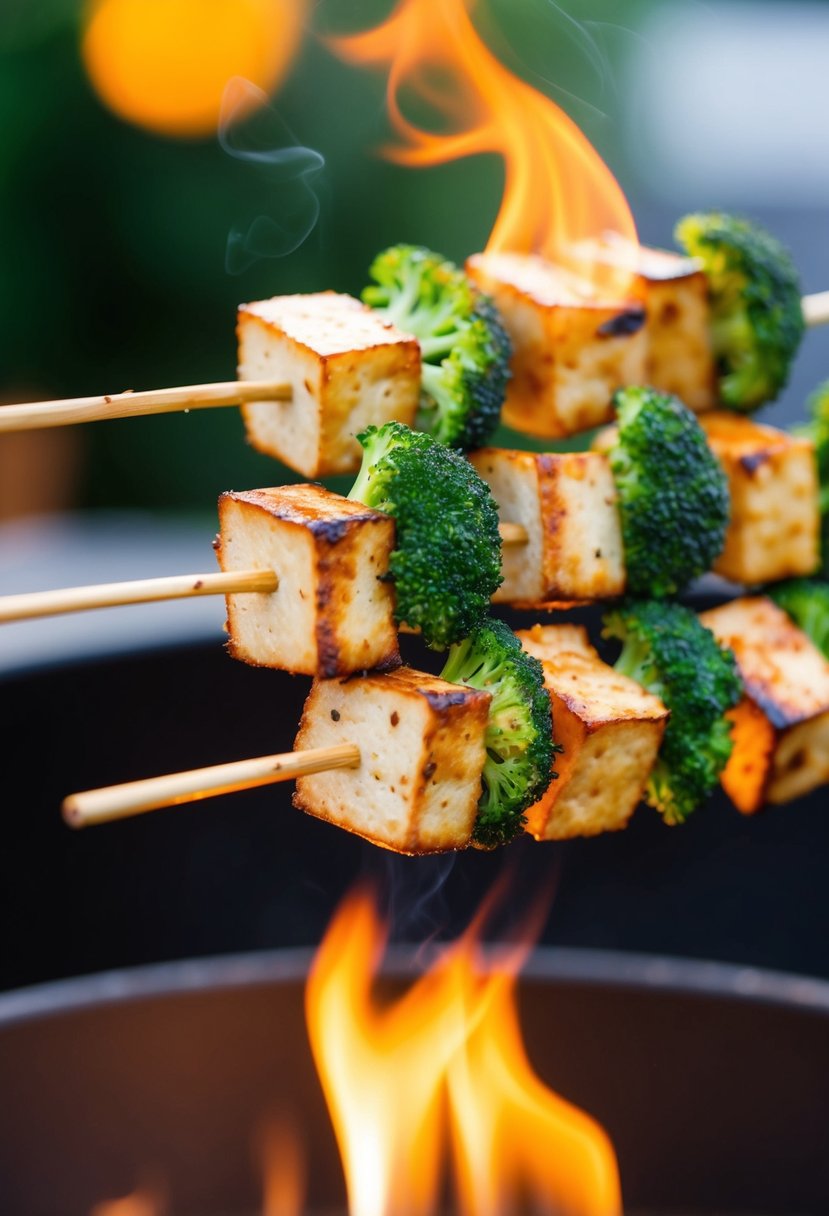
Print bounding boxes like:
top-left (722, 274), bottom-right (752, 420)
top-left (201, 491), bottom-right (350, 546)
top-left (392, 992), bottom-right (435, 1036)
top-left (82, 0), bottom-right (307, 139)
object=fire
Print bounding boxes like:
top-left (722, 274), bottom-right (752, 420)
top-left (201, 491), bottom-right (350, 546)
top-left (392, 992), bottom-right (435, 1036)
top-left (307, 888), bottom-right (622, 1216)
top-left (90, 1188), bottom-right (163, 1216)
top-left (329, 0), bottom-right (638, 294)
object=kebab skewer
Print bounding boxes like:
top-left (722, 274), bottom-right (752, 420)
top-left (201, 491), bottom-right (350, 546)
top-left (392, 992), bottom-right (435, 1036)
top-left (67, 592), bottom-right (829, 846)
top-left (63, 604), bottom-right (747, 850)
top-left (1, 216), bottom-right (825, 460)
top-left (0, 248), bottom-right (511, 479)
top-left (3, 386), bottom-right (823, 641)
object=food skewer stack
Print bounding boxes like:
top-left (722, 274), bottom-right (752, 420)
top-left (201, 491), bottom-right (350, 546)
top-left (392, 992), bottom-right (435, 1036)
top-left (5, 214), bottom-right (829, 855)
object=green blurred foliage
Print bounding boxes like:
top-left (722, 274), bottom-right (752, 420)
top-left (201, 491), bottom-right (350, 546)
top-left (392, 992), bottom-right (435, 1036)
top-left (0, 0), bottom-right (650, 512)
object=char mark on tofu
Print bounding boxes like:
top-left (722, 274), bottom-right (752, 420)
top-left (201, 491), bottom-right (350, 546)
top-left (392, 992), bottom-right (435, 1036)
top-left (363, 244), bottom-right (512, 450)
top-left (675, 212), bottom-right (804, 412)
top-left (440, 618), bottom-right (556, 849)
top-left (606, 386), bottom-right (730, 598)
top-left (604, 600), bottom-right (742, 825)
top-left (348, 421), bottom-right (502, 649)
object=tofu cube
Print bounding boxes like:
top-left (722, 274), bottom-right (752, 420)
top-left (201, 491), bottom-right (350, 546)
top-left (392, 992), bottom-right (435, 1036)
top-left (237, 292), bottom-right (421, 478)
top-left (701, 413), bottom-right (820, 584)
top-left (576, 238), bottom-right (716, 412)
top-left (469, 448), bottom-right (625, 604)
top-left (466, 253), bottom-right (647, 438)
top-left (516, 625), bottom-right (668, 839)
top-left (638, 246), bottom-right (716, 412)
top-left (215, 484), bottom-right (399, 678)
top-left (701, 597), bottom-right (829, 810)
top-left (293, 667), bottom-right (491, 853)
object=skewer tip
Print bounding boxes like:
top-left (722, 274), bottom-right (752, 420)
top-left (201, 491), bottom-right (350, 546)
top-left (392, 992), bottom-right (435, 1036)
top-left (61, 796), bottom-right (85, 829)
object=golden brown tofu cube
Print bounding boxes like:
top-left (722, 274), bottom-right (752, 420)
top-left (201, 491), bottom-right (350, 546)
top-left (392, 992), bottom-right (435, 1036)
top-left (237, 292), bottom-right (421, 478)
top-left (701, 597), bottom-right (829, 810)
top-left (516, 625), bottom-right (668, 840)
top-left (576, 237), bottom-right (716, 412)
top-left (466, 253), bottom-right (647, 438)
top-left (639, 247), bottom-right (716, 412)
top-left (293, 667), bottom-right (491, 853)
top-left (215, 484), bottom-right (399, 678)
top-left (701, 413), bottom-right (819, 584)
top-left (469, 448), bottom-right (625, 604)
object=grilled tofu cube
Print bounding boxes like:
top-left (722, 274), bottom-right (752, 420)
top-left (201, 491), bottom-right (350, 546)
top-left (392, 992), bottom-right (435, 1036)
top-left (701, 597), bottom-right (829, 811)
top-left (466, 253), bottom-right (647, 438)
top-left (237, 292), bottom-right (421, 478)
top-left (639, 247), bottom-right (716, 411)
top-left (576, 238), bottom-right (716, 412)
top-left (293, 667), bottom-right (491, 853)
top-left (516, 625), bottom-right (668, 839)
top-left (215, 484), bottom-right (399, 678)
top-left (701, 413), bottom-right (819, 584)
top-left (469, 448), bottom-right (625, 604)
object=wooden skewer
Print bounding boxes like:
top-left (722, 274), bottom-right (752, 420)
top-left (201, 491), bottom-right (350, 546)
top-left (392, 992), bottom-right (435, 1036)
top-left (0, 523), bottom-right (528, 624)
top-left (802, 291), bottom-right (829, 328)
top-left (0, 569), bottom-right (279, 624)
top-left (62, 743), bottom-right (362, 828)
top-left (0, 380), bottom-right (292, 432)
top-left (0, 288), bottom-right (826, 436)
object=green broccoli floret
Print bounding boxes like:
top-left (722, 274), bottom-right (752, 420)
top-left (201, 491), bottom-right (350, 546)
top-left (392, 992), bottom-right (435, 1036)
top-left (440, 618), bottom-right (556, 848)
top-left (794, 379), bottom-right (829, 572)
top-left (675, 211), bottom-right (804, 411)
top-left (769, 578), bottom-right (829, 659)
top-left (608, 386), bottom-right (730, 598)
top-left (363, 244), bottom-right (511, 450)
top-left (348, 421), bottom-right (502, 649)
top-left (604, 600), bottom-right (742, 825)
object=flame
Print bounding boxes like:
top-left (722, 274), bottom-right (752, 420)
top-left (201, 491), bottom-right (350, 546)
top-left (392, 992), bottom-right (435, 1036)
top-left (307, 888), bottom-right (621, 1216)
top-left (82, 0), bottom-right (307, 138)
top-left (329, 0), bottom-right (637, 294)
top-left (89, 1188), bottom-right (162, 1216)
top-left (259, 1116), bottom-right (306, 1216)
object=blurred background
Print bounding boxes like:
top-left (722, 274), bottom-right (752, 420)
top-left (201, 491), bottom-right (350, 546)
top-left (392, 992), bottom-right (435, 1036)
top-left (2, 0), bottom-right (829, 991)
top-left (1, 0), bottom-right (828, 522)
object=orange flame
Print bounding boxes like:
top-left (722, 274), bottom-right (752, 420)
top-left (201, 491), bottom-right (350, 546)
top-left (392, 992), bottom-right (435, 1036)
top-left (90, 1188), bottom-right (163, 1216)
top-left (307, 888), bottom-right (622, 1216)
top-left (329, 0), bottom-right (638, 293)
top-left (259, 1116), bottom-right (307, 1216)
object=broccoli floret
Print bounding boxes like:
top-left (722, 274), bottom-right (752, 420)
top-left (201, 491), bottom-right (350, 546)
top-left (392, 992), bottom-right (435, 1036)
top-left (348, 421), bottom-right (502, 649)
top-left (676, 211), bottom-right (804, 411)
top-left (770, 578), bottom-right (829, 659)
top-left (604, 600), bottom-right (742, 825)
top-left (608, 386), bottom-right (730, 598)
top-left (794, 379), bottom-right (829, 572)
top-left (363, 244), bottom-right (511, 450)
top-left (440, 618), bottom-right (556, 848)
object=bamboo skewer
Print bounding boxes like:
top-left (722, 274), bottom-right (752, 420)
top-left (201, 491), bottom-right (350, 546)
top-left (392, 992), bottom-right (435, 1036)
top-left (802, 291), bottom-right (829, 328)
top-left (62, 743), bottom-right (362, 828)
top-left (0, 522), bottom-right (528, 624)
top-left (0, 380), bottom-right (292, 432)
top-left (0, 290), bottom-right (827, 434)
top-left (0, 569), bottom-right (279, 624)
